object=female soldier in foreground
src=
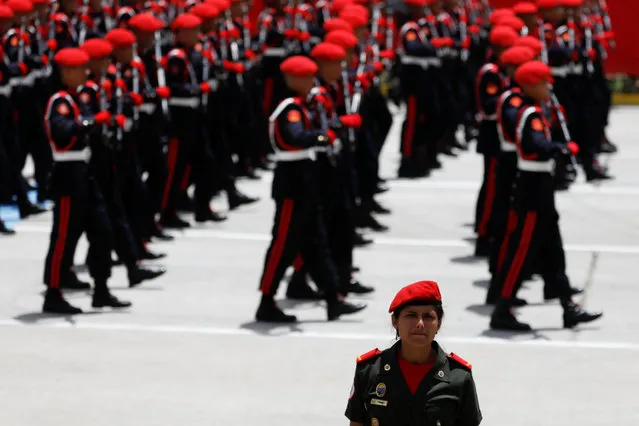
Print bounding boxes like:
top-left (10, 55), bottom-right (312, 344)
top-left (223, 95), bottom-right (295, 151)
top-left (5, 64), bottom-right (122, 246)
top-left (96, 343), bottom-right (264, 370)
top-left (345, 280), bottom-right (482, 426)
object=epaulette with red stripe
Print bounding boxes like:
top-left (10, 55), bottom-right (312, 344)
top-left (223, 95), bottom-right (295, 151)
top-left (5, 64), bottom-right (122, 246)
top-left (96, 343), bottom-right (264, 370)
top-left (356, 348), bottom-right (381, 364)
top-left (447, 352), bottom-right (472, 370)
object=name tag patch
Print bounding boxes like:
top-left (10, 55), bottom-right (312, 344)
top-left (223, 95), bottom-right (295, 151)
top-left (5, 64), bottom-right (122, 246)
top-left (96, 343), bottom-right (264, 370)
top-left (370, 398), bottom-right (388, 407)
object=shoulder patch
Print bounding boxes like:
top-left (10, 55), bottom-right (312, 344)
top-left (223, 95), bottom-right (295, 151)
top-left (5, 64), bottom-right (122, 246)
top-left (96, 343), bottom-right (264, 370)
top-left (448, 352), bottom-right (472, 370)
top-left (509, 96), bottom-right (523, 107)
top-left (57, 102), bottom-right (70, 115)
top-left (405, 30), bottom-right (417, 41)
top-left (486, 83), bottom-right (499, 95)
top-left (287, 109), bottom-right (301, 123)
top-left (562, 32), bottom-right (570, 43)
top-left (79, 92), bottom-right (91, 104)
top-left (531, 117), bottom-right (544, 131)
top-left (356, 348), bottom-right (381, 364)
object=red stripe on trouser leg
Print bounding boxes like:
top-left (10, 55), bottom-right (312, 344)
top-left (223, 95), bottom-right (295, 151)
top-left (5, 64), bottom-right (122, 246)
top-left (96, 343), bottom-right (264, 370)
top-left (403, 95), bottom-right (417, 158)
top-left (292, 254), bottom-right (304, 270)
top-left (500, 212), bottom-right (537, 299)
top-left (497, 209), bottom-right (518, 273)
top-left (180, 164), bottom-right (192, 191)
top-left (259, 199), bottom-right (295, 294)
top-left (161, 138), bottom-right (179, 211)
top-left (50, 196), bottom-right (70, 289)
top-left (477, 157), bottom-right (497, 237)
top-left (263, 77), bottom-right (274, 116)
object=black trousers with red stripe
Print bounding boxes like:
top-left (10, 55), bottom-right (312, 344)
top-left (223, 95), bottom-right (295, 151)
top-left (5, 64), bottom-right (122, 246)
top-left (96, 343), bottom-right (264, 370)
top-left (474, 154), bottom-right (498, 238)
top-left (258, 198), bottom-right (339, 301)
top-left (493, 206), bottom-right (572, 303)
top-left (161, 109), bottom-right (196, 219)
top-left (400, 85), bottom-right (440, 167)
top-left (44, 175), bottom-right (113, 290)
top-left (488, 153), bottom-right (517, 274)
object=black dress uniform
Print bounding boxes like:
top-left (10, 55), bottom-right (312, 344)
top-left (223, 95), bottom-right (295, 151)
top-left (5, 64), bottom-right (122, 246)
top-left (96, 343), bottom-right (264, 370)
top-left (346, 341), bottom-right (482, 426)
top-left (42, 50), bottom-right (130, 314)
top-left (490, 64), bottom-right (602, 330)
top-left (256, 57), bottom-right (366, 322)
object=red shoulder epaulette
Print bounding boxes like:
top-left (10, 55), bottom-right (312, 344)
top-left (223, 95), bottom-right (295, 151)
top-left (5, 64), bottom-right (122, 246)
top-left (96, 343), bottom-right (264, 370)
top-left (356, 348), bottom-right (381, 364)
top-left (448, 352), bottom-right (472, 370)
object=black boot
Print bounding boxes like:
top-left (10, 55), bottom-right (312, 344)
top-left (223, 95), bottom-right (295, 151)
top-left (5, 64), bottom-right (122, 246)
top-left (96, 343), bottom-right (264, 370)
top-left (128, 264), bottom-right (166, 287)
top-left (353, 231), bottom-right (373, 247)
top-left (327, 297), bottom-right (367, 321)
top-left (92, 283), bottom-right (132, 308)
top-left (151, 224), bottom-right (175, 241)
top-left (255, 295), bottom-right (297, 322)
top-left (160, 214), bottom-right (191, 229)
top-left (194, 208), bottom-right (227, 223)
top-left (490, 300), bottom-right (531, 331)
top-left (0, 220), bottom-right (15, 235)
top-left (42, 288), bottom-right (83, 315)
top-left (228, 189), bottom-right (260, 210)
top-left (340, 278), bottom-right (375, 296)
top-left (562, 300), bottom-right (602, 328)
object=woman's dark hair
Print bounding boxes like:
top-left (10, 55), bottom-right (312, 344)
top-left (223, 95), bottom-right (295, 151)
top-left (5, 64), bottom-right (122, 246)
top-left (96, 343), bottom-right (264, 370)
top-left (392, 303), bottom-right (444, 339)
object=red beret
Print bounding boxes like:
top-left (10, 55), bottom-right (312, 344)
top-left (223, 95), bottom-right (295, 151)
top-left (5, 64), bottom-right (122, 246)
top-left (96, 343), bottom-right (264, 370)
top-left (128, 12), bottom-right (165, 32)
top-left (404, 0), bottom-right (427, 5)
top-left (513, 1), bottom-right (538, 14)
top-left (54, 47), bottom-right (90, 67)
top-left (323, 18), bottom-right (353, 33)
top-left (496, 15), bottom-right (525, 32)
top-left (6, 0), bottom-right (33, 13)
top-left (0, 5), bottom-right (14, 18)
top-left (388, 281), bottom-right (442, 313)
top-left (341, 4), bottom-right (369, 20)
top-left (31, 0), bottom-right (48, 4)
top-left (206, 0), bottom-right (229, 10)
top-left (514, 36), bottom-right (544, 57)
top-left (500, 46), bottom-right (536, 66)
top-left (80, 38), bottom-right (113, 59)
top-left (106, 28), bottom-right (136, 48)
top-left (330, 0), bottom-right (353, 14)
top-left (311, 42), bottom-right (346, 62)
top-left (537, 0), bottom-right (560, 8)
top-left (171, 13), bottom-right (202, 30)
top-left (339, 11), bottom-right (367, 29)
top-left (324, 29), bottom-right (358, 49)
top-left (514, 60), bottom-right (552, 86)
top-left (280, 55), bottom-right (318, 77)
top-left (189, 3), bottom-right (219, 20)
top-left (488, 8), bottom-right (515, 25)
top-left (489, 26), bottom-right (519, 47)
top-left (560, 0), bottom-right (583, 6)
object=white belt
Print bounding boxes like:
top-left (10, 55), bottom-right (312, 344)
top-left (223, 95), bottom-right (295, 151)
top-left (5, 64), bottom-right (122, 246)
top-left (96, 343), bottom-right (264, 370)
top-left (0, 84), bottom-right (12, 97)
top-left (316, 139), bottom-right (342, 155)
top-left (400, 56), bottom-right (442, 69)
top-left (52, 146), bottom-right (91, 163)
top-left (11, 73), bottom-right (35, 87)
top-left (497, 123), bottom-right (517, 152)
top-left (273, 148), bottom-right (317, 162)
top-left (139, 103), bottom-right (156, 114)
top-left (123, 118), bottom-right (133, 132)
top-left (517, 158), bottom-right (554, 172)
top-left (551, 65), bottom-right (570, 78)
top-left (476, 112), bottom-right (497, 122)
top-left (263, 47), bottom-right (287, 58)
top-left (169, 97), bottom-right (200, 108)
top-left (206, 79), bottom-right (219, 92)
top-left (31, 66), bottom-right (52, 79)
top-left (570, 63), bottom-right (583, 75)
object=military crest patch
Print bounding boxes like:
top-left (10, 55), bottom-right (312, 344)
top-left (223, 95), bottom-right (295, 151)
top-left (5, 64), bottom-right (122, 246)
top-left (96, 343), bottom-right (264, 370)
top-left (287, 110), bottom-right (301, 123)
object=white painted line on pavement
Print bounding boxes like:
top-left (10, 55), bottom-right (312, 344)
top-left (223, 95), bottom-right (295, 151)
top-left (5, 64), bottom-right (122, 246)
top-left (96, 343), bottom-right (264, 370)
top-left (12, 224), bottom-right (639, 254)
top-left (0, 319), bottom-right (637, 351)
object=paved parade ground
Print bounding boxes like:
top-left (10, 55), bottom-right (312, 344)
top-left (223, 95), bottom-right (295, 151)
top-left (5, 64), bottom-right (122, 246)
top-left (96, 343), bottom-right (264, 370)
top-left (1, 106), bottom-right (639, 425)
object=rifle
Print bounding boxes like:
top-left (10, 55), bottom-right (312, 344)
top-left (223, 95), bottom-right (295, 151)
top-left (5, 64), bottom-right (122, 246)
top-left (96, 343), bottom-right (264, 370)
top-left (153, 31), bottom-right (171, 121)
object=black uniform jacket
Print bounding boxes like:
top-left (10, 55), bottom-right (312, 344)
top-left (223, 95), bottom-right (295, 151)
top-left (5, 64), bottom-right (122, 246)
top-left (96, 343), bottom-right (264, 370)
top-left (346, 340), bottom-right (482, 426)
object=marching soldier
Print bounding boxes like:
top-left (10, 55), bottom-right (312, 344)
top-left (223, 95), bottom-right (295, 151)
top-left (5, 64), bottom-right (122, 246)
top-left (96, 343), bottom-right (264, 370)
top-left (473, 25), bottom-right (518, 257)
top-left (489, 61), bottom-right (602, 331)
top-left (42, 47), bottom-right (131, 314)
top-left (255, 55), bottom-right (366, 322)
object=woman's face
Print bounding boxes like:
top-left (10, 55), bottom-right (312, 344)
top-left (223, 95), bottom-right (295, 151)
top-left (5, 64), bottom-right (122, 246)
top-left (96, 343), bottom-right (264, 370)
top-left (392, 305), bottom-right (440, 348)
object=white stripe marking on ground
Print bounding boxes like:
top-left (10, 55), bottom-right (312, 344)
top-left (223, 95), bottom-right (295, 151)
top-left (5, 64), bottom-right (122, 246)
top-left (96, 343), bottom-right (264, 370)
top-left (12, 224), bottom-right (639, 254)
top-left (0, 319), bottom-right (637, 351)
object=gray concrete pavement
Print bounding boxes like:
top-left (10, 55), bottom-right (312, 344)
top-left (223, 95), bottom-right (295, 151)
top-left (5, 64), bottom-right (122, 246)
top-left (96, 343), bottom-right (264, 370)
top-left (1, 106), bottom-right (638, 425)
